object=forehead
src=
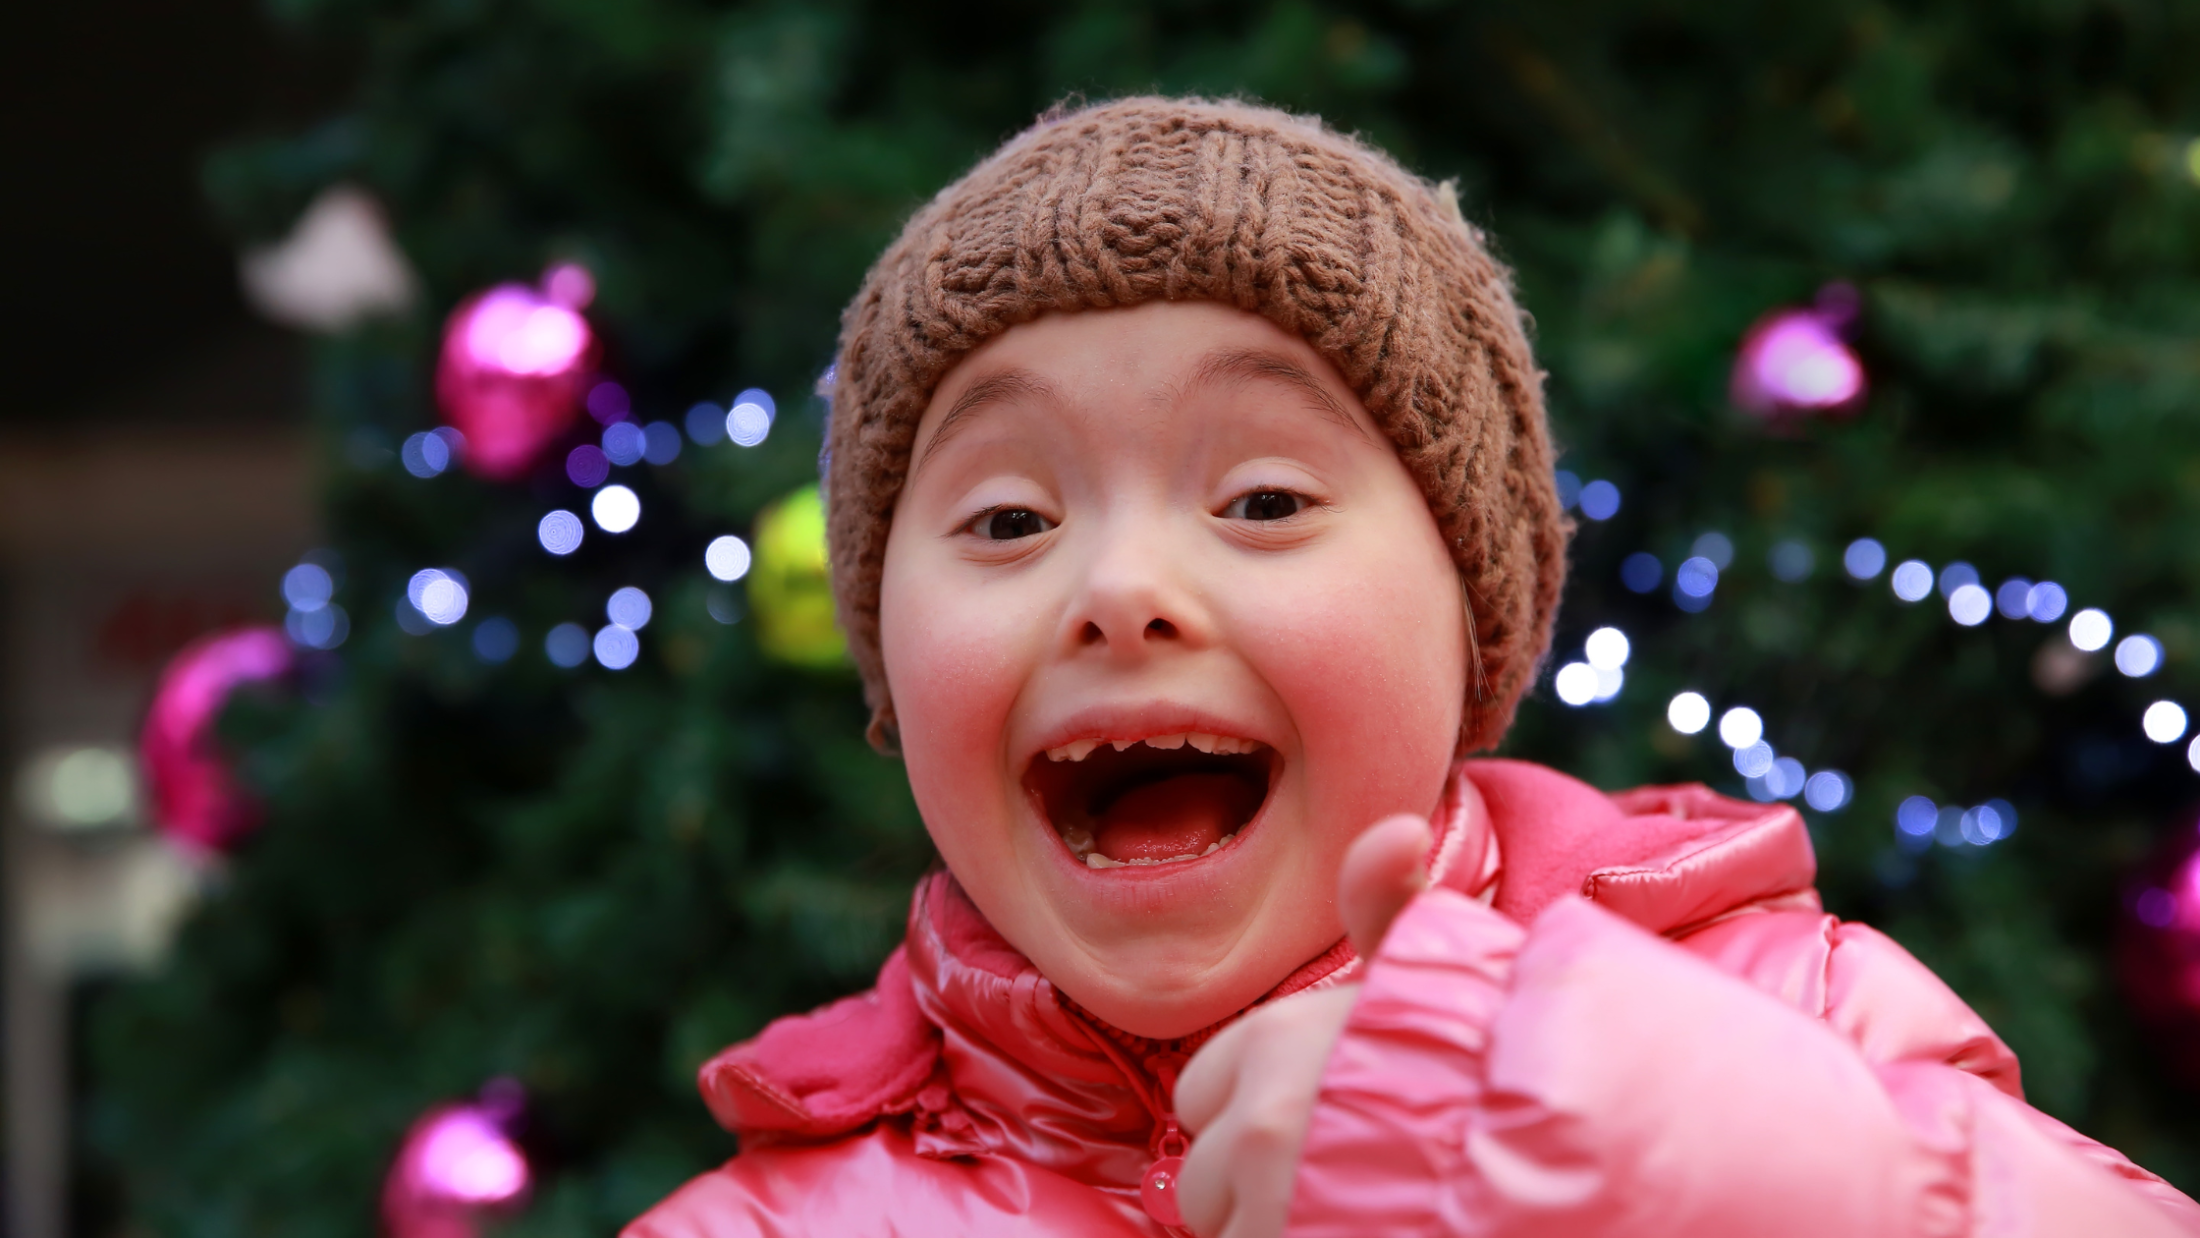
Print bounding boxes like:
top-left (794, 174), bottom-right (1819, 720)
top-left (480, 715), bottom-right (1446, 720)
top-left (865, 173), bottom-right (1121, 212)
top-left (910, 300), bottom-right (1375, 467)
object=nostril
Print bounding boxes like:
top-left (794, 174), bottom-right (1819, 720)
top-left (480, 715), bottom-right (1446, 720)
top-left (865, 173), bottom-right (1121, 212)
top-left (1146, 617), bottom-right (1177, 640)
top-left (1081, 620), bottom-right (1106, 646)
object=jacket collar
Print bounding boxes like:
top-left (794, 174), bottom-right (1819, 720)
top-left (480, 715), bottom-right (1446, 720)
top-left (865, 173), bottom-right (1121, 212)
top-left (697, 759), bottom-right (1816, 1187)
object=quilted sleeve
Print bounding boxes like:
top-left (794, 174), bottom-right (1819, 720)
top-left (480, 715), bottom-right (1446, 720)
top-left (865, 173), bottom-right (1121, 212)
top-left (1285, 891), bottom-right (2200, 1237)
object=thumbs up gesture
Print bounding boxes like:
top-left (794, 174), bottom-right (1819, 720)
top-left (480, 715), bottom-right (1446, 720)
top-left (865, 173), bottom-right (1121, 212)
top-left (1172, 814), bottom-right (1432, 1238)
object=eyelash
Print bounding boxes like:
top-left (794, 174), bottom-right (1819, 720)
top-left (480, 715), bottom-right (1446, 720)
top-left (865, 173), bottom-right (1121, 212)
top-left (960, 487), bottom-right (1319, 541)
top-left (1222, 488), bottom-right (1314, 522)
top-left (964, 505), bottom-right (1055, 541)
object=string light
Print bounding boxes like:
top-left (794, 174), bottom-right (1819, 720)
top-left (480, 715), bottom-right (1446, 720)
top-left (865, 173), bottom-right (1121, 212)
top-left (406, 569), bottom-right (470, 627)
top-left (592, 485), bottom-right (640, 533)
top-left (2144, 702), bottom-right (2189, 744)
top-left (1667, 691), bottom-right (1711, 734)
top-left (705, 535), bottom-right (753, 582)
top-left (1577, 479), bottom-right (1621, 521)
top-left (1948, 583), bottom-right (1992, 626)
top-left (1717, 706), bottom-right (1763, 749)
top-left (1843, 537), bottom-right (1887, 580)
top-left (593, 624), bottom-right (640, 670)
top-left (1891, 560), bottom-right (1934, 602)
top-left (538, 510), bottom-right (584, 556)
top-left (606, 587), bottom-right (652, 630)
top-left (2070, 608), bottom-right (2114, 652)
top-left (2117, 635), bottom-right (2165, 678)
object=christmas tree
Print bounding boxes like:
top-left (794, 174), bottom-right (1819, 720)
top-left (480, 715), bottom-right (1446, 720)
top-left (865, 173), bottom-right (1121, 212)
top-left (86, 1), bottom-right (2200, 1232)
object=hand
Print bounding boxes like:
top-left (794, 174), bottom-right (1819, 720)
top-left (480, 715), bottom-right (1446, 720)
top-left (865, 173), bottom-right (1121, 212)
top-left (1172, 813), bottom-right (1432, 1238)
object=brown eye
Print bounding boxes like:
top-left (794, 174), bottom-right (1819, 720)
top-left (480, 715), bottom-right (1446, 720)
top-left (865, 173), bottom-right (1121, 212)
top-left (979, 508), bottom-right (1053, 540)
top-left (1227, 490), bottom-right (1306, 521)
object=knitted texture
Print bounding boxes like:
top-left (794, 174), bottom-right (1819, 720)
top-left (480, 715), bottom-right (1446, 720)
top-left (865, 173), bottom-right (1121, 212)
top-left (826, 96), bottom-right (1569, 754)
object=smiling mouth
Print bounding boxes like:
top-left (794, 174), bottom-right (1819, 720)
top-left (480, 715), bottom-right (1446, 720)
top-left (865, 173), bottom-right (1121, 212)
top-left (1024, 733), bottom-right (1277, 869)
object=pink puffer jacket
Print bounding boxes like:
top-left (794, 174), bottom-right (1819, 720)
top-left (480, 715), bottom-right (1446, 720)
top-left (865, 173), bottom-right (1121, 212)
top-left (626, 759), bottom-right (2200, 1237)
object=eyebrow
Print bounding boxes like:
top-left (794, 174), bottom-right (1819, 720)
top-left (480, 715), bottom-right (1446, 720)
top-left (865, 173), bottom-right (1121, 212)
top-left (915, 369), bottom-right (1062, 472)
top-left (1185, 347), bottom-right (1373, 443)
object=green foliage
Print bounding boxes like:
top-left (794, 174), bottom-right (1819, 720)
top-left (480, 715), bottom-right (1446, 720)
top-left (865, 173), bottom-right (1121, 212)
top-left (89, 0), bottom-right (2200, 1232)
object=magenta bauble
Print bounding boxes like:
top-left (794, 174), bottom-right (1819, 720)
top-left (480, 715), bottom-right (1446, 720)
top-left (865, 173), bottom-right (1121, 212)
top-left (1730, 286), bottom-right (1866, 418)
top-left (2118, 822), bottom-right (2200, 1086)
top-left (434, 275), bottom-right (598, 481)
top-left (139, 626), bottom-right (293, 854)
top-left (382, 1095), bottom-right (531, 1238)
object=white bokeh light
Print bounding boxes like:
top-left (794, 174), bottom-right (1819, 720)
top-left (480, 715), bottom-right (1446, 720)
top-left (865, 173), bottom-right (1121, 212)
top-left (1733, 741), bottom-right (1775, 778)
top-left (1584, 627), bottom-right (1630, 670)
top-left (1843, 538), bottom-right (1887, 580)
top-left (2116, 634), bottom-right (2164, 677)
top-left (1554, 662), bottom-right (1599, 706)
top-left (2027, 582), bottom-right (2069, 622)
top-left (1890, 560), bottom-right (1934, 602)
top-left (1947, 583), bottom-right (1992, 626)
top-left (1667, 691), bottom-right (1710, 735)
top-left (408, 568), bottom-right (470, 626)
top-left (1718, 706), bottom-right (1764, 750)
top-left (2188, 734), bottom-right (2200, 773)
top-left (2069, 607), bottom-right (2113, 652)
top-left (1762, 756), bottom-right (1805, 798)
top-left (283, 563), bottom-right (334, 611)
top-left (705, 535), bottom-right (753, 582)
top-left (727, 399), bottom-right (773, 447)
top-left (1804, 770), bottom-right (1852, 812)
top-left (606, 586), bottom-right (653, 631)
top-left (538, 509), bottom-right (584, 556)
top-left (593, 624), bottom-right (640, 670)
top-left (592, 484), bottom-right (641, 533)
top-left (2143, 701), bottom-right (2188, 744)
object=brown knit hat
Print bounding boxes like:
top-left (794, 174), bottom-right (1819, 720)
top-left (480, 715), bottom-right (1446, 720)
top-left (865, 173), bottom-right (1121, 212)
top-left (825, 96), bottom-right (1569, 756)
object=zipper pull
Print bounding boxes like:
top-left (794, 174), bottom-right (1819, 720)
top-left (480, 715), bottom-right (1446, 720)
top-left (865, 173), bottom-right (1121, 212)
top-left (1141, 1117), bottom-right (1189, 1228)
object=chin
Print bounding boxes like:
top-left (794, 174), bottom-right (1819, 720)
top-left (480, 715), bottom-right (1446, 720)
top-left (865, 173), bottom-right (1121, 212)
top-left (1045, 936), bottom-right (1283, 1040)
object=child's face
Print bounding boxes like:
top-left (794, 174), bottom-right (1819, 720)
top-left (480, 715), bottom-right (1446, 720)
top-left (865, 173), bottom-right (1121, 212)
top-left (880, 300), bottom-right (1467, 1038)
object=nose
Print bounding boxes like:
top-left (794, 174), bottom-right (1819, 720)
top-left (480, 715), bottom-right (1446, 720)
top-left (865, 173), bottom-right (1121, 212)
top-left (1060, 518), bottom-right (1213, 663)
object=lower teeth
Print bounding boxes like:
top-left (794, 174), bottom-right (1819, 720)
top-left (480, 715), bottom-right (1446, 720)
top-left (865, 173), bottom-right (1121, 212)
top-left (1079, 832), bottom-right (1236, 869)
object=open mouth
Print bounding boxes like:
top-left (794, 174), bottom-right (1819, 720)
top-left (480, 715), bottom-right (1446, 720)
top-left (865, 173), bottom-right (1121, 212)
top-left (1024, 733), bottom-right (1277, 869)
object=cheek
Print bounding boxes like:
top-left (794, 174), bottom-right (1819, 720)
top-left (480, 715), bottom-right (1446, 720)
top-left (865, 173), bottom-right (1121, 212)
top-left (1243, 531), bottom-right (1465, 813)
top-left (878, 546), bottom-right (1044, 839)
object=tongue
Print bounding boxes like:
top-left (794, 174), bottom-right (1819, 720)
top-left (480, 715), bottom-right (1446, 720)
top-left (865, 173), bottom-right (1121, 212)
top-left (1092, 773), bottom-right (1261, 863)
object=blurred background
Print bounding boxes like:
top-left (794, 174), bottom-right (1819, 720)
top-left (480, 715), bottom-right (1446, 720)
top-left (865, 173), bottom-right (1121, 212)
top-left (9, 1), bottom-right (2200, 1235)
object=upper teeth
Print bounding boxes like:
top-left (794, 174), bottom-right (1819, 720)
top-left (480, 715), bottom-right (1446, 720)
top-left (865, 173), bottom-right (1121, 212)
top-left (1046, 732), bottom-right (1260, 762)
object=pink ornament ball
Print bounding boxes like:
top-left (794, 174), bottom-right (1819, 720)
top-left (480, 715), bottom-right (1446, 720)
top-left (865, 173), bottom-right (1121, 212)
top-left (2119, 824), bottom-right (2200, 1086)
top-left (435, 279), bottom-right (598, 482)
top-left (139, 626), bottom-right (293, 854)
top-left (382, 1099), bottom-right (531, 1238)
top-left (1730, 294), bottom-right (1866, 418)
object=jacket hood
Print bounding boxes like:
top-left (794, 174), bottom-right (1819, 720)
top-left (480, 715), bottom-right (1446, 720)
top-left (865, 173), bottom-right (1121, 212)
top-left (695, 759), bottom-right (1816, 1188)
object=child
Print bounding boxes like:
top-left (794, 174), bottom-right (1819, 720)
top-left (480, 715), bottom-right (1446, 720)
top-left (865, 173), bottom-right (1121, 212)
top-left (627, 98), bottom-right (2200, 1237)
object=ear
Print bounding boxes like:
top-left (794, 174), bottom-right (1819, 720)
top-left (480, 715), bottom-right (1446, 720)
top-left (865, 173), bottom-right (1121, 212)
top-left (1339, 813), bottom-right (1432, 960)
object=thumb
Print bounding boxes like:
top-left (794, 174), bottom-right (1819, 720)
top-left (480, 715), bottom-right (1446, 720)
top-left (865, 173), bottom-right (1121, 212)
top-left (1340, 813), bottom-right (1431, 960)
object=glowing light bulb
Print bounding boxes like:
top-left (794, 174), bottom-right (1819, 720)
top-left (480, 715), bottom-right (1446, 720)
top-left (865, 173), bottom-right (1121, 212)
top-left (2069, 608), bottom-right (2113, 653)
top-left (1718, 706), bottom-right (1764, 750)
top-left (2117, 635), bottom-right (2164, 677)
top-left (592, 485), bottom-right (640, 534)
top-left (1890, 560), bottom-right (1934, 602)
top-left (538, 510), bottom-right (584, 556)
top-left (1843, 538), bottom-right (1886, 580)
top-left (2144, 701), bottom-right (2188, 744)
top-left (1554, 662), bottom-right (1599, 706)
top-left (705, 535), bottom-right (753, 582)
top-left (1948, 583), bottom-right (1992, 626)
top-left (1584, 627), bottom-right (1630, 670)
top-left (1667, 691), bottom-right (1711, 735)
